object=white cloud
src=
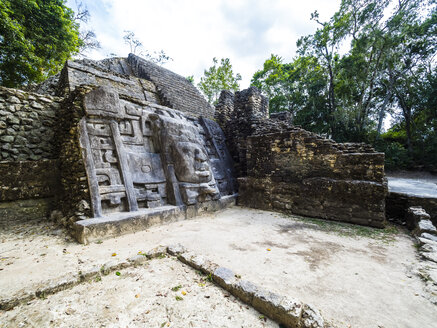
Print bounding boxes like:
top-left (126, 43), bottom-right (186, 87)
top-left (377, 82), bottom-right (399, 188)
top-left (68, 0), bottom-right (341, 87)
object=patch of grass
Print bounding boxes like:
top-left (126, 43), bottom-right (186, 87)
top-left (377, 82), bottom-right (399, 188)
top-left (171, 285), bottom-right (182, 292)
top-left (175, 295), bottom-right (183, 301)
top-left (284, 214), bottom-right (399, 243)
top-left (37, 292), bottom-right (46, 300)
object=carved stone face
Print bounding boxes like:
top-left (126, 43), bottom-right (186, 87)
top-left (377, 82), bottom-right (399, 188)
top-left (172, 141), bottom-right (212, 183)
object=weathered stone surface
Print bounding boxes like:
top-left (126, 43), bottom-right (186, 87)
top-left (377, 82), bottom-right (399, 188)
top-left (277, 297), bottom-right (303, 328)
top-left (234, 280), bottom-right (258, 304)
top-left (216, 87), bottom-right (386, 228)
top-left (417, 219), bottom-right (437, 234)
top-left (418, 236), bottom-right (437, 247)
top-left (178, 251), bottom-right (218, 274)
top-left (407, 206), bottom-right (432, 231)
top-left (0, 86), bottom-right (61, 161)
top-left (421, 233), bottom-right (437, 243)
top-left (146, 245), bottom-right (168, 259)
top-left (421, 251), bottom-right (437, 263)
top-left (127, 254), bottom-right (148, 265)
top-left (128, 54), bottom-right (214, 119)
top-left (252, 288), bottom-right (284, 321)
top-left (238, 175), bottom-right (386, 228)
top-left (0, 198), bottom-right (54, 227)
top-left (72, 205), bottom-right (186, 244)
top-left (420, 242), bottom-right (437, 253)
top-left (173, 247), bottom-right (329, 328)
top-left (167, 243), bottom-right (187, 256)
top-left (300, 304), bottom-right (325, 328)
top-left (387, 191), bottom-right (437, 227)
top-left (213, 267), bottom-right (237, 290)
top-left (55, 55), bottom-right (214, 119)
top-left (0, 160), bottom-right (60, 201)
top-left (64, 85), bottom-right (235, 225)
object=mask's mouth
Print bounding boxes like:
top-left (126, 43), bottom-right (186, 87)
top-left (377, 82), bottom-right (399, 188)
top-left (195, 170), bottom-right (210, 177)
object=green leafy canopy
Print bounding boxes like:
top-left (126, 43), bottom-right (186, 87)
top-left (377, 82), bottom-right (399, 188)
top-left (0, 0), bottom-right (81, 87)
top-left (198, 57), bottom-right (242, 105)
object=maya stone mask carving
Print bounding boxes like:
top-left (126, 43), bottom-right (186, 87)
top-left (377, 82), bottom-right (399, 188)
top-left (152, 113), bottom-right (220, 205)
top-left (172, 141), bottom-right (211, 183)
top-left (81, 86), bottom-right (231, 216)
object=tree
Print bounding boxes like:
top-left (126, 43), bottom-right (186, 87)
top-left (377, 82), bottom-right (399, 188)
top-left (251, 54), bottom-right (294, 114)
top-left (251, 54), bottom-right (331, 135)
top-left (123, 31), bottom-right (172, 66)
top-left (198, 57), bottom-right (242, 105)
top-left (186, 75), bottom-right (195, 84)
top-left (253, 0), bottom-right (435, 141)
top-left (385, 0), bottom-right (437, 153)
top-left (72, 1), bottom-right (100, 56)
top-left (0, 0), bottom-right (82, 87)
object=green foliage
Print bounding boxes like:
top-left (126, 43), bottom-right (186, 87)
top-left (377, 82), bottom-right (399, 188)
top-left (252, 0), bottom-right (437, 169)
top-left (198, 57), bottom-right (242, 105)
top-left (186, 75), bottom-right (194, 84)
top-left (379, 141), bottom-right (411, 170)
top-left (0, 0), bottom-right (82, 87)
top-left (251, 54), bottom-right (331, 135)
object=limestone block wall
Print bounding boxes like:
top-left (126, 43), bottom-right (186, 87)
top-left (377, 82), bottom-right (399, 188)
top-left (0, 87), bottom-right (62, 223)
top-left (0, 87), bottom-right (61, 161)
top-left (56, 87), bottom-right (93, 222)
top-left (386, 192), bottom-right (437, 227)
top-left (216, 87), bottom-right (387, 228)
top-left (128, 54), bottom-right (215, 119)
top-left (239, 131), bottom-right (387, 227)
top-left (215, 87), bottom-right (269, 177)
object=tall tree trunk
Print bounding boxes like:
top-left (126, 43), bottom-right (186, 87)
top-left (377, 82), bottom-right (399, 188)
top-left (325, 48), bottom-right (336, 139)
top-left (376, 89), bottom-right (392, 136)
top-left (396, 91), bottom-right (413, 154)
top-left (405, 109), bottom-right (413, 153)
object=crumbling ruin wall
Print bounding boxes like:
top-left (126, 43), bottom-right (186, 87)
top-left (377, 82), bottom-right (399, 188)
top-left (1, 55), bottom-right (236, 241)
top-left (240, 131), bottom-right (386, 227)
top-left (0, 87), bottom-right (61, 224)
top-left (216, 87), bottom-right (387, 227)
top-left (127, 54), bottom-right (214, 119)
top-left (62, 86), bottom-right (235, 220)
top-left (386, 192), bottom-right (437, 227)
top-left (215, 87), bottom-right (269, 177)
top-left (0, 87), bottom-right (61, 161)
top-left (50, 54), bottom-right (214, 119)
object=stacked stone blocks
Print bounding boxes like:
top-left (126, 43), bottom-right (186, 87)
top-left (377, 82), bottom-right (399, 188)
top-left (216, 87), bottom-right (387, 228)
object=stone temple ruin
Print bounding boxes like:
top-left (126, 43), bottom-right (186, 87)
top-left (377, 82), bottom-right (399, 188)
top-left (3, 54), bottom-right (437, 327)
top-left (0, 53), bottom-right (391, 243)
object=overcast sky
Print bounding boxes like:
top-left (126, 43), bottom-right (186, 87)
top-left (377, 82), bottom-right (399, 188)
top-left (67, 0), bottom-right (341, 87)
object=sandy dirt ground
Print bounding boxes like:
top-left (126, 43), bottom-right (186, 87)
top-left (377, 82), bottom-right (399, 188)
top-left (1, 257), bottom-right (277, 328)
top-left (1, 206), bottom-right (437, 328)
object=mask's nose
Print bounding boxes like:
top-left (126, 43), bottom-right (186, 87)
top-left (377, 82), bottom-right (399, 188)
top-left (195, 148), bottom-right (207, 162)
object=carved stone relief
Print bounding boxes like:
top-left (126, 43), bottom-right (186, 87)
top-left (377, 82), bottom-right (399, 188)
top-left (80, 86), bottom-right (235, 218)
